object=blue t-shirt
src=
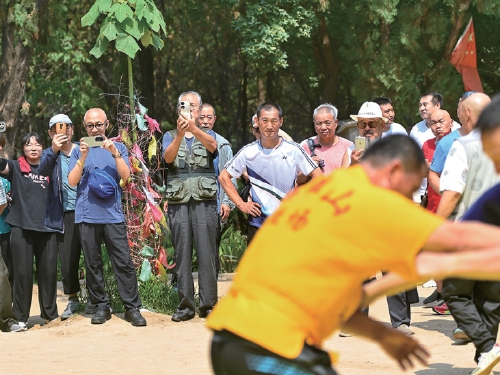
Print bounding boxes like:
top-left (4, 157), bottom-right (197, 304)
top-left (69, 143), bottom-right (129, 224)
top-left (462, 182), bottom-right (500, 224)
top-left (61, 153), bottom-right (77, 212)
top-left (430, 130), bottom-right (461, 174)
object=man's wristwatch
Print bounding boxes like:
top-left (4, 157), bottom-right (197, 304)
top-left (112, 152), bottom-right (122, 159)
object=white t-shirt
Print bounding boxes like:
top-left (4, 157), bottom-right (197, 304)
top-left (440, 138), bottom-right (468, 194)
top-left (225, 138), bottom-right (317, 227)
top-left (382, 122), bottom-right (407, 137)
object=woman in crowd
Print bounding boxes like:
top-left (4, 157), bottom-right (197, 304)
top-left (0, 132), bottom-right (58, 330)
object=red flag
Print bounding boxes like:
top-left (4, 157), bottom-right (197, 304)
top-left (449, 17), bottom-right (483, 92)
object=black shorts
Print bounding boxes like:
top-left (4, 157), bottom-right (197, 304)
top-left (211, 330), bottom-right (338, 375)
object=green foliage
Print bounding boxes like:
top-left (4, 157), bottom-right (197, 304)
top-left (12, 0), bottom-right (40, 46)
top-left (219, 225), bottom-right (247, 273)
top-left (138, 275), bottom-right (179, 314)
top-left (82, 0), bottom-right (166, 59)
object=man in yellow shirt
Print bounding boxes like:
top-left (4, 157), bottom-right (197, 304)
top-left (207, 134), bottom-right (500, 375)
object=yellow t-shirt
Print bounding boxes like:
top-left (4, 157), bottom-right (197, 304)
top-left (207, 165), bottom-right (444, 359)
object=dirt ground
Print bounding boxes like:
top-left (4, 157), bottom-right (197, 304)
top-left (0, 278), bottom-right (494, 375)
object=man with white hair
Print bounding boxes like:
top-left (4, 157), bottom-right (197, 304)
top-left (300, 103), bottom-right (353, 174)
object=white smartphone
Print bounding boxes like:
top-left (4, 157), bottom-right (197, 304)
top-left (81, 136), bottom-right (105, 147)
top-left (180, 101), bottom-right (191, 119)
top-left (355, 136), bottom-right (366, 152)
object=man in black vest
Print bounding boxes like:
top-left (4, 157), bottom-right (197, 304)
top-left (162, 91), bottom-right (218, 322)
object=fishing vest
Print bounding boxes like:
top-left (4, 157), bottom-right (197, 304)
top-left (165, 130), bottom-right (217, 204)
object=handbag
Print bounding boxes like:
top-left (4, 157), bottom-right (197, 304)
top-left (420, 190), bottom-right (428, 208)
top-left (239, 178), bottom-right (251, 202)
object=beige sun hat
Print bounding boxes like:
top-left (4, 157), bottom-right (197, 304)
top-left (350, 102), bottom-right (388, 123)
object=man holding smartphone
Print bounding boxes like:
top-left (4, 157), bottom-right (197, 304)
top-left (342, 101), bottom-right (387, 167)
top-left (163, 91), bottom-right (219, 322)
top-left (39, 114), bottom-right (83, 320)
top-left (68, 108), bottom-right (146, 327)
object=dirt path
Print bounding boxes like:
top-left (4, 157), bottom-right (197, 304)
top-left (0, 280), bottom-right (492, 375)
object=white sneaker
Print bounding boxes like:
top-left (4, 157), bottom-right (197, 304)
top-left (471, 344), bottom-right (500, 375)
top-left (10, 322), bottom-right (27, 332)
top-left (422, 279), bottom-right (437, 288)
top-left (396, 324), bottom-right (414, 336)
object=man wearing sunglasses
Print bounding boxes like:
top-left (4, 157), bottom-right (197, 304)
top-left (342, 101), bottom-right (387, 166)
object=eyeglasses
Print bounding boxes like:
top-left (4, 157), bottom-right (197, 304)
top-left (25, 143), bottom-right (42, 150)
top-left (85, 122), bottom-right (106, 130)
top-left (356, 120), bottom-right (380, 129)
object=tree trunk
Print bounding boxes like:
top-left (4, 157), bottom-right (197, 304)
top-left (0, 0), bottom-right (49, 157)
top-left (137, 46), bottom-right (155, 118)
top-left (312, 10), bottom-right (339, 104)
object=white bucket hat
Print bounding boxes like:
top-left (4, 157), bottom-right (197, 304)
top-left (350, 102), bottom-right (388, 123)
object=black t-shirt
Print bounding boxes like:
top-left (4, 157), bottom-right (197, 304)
top-left (5, 159), bottom-right (52, 232)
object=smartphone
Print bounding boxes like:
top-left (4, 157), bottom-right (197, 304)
top-left (55, 122), bottom-right (68, 144)
top-left (81, 136), bottom-right (105, 148)
top-left (179, 101), bottom-right (191, 119)
top-left (355, 136), bottom-right (366, 152)
top-left (55, 122), bottom-right (67, 135)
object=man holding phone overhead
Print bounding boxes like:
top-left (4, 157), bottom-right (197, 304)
top-left (68, 108), bottom-right (146, 327)
top-left (162, 91), bottom-right (219, 322)
top-left (39, 114), bottom-right (84, 320)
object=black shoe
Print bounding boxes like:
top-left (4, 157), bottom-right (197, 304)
top-left (423, 289), bottom-right (443, 307)
top-left (91, 308), bottom-right (112, 324)
top-left (171, 311), bottom-right (195, 322)
top-left (199, 309), bottom-right (212, 318)
top-left (125, 308), bottom-right (147, 327)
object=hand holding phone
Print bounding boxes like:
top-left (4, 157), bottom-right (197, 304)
top-left (81, 136), bottom-right (105, 148)
top-left (355, 136), bottom-right (367, 152)
top-left (55, 122), bottom-right (68, 144)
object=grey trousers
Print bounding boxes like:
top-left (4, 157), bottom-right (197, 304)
top-left (0, 251), bottom-right (17, 332)
top-left (386, 289), bottom-right (418, 328)
top-left (168, 199), bottom-right (218, 316)
top-left (442, 278), bottom-right (500, 362)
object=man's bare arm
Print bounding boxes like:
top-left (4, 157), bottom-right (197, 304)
top-left (427, 170), bottom-right (440, 195)
top-left (435, 190), bottom-right (461, 218)
top-left (219, 169), bottom-right (261, 217)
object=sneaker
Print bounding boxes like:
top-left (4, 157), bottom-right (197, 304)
top-left (432, 301), bottom-right (451, 315)
top-left (125, 308), bottom-right (147, 327)
top-left (423, 279), bottom-right (437, 288)
top-left (10, 322), bottom-right (27, 332)
top-left (339, 331), bottom-right (354, 337)
top-left (453, 327), bottom-right (471, 341)
top-left (396, 324), bottom-right (414, 336)
top-left (471, 344), bottom-right (500, 375)
top-left (61, 298), bottom-right (81, 320)
top-left (423, 289), bottom-right (443, 307)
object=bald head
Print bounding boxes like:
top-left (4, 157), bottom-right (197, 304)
top-left (430, 109), bottom-right (453, 139)
top-left (84, 108), bottom-right (107, 123)
top-left (459, 93), bottom-right (491, 132)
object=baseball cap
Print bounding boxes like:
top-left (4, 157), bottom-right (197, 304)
top-left (49, 114), bottom-right (72, 128)
top-left (350, 102), bottom-right (388, 123)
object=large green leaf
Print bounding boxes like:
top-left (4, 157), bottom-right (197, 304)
top-left (89, 38), bottom-right (108, 59)
top-left (116, 35), bottom-right (140, 58)
top-left (140, 245), bottom-right (155, 257)
top-left (140, 31), bottom-right (152, 47)
top-left (122, 18), bottom-right (141, 40)
top-left (98, 0), bottom-right (112, 13)
top-left (114, 3), bottom-right (133, 23)
top-left (152, 34), bottom-right (164, 50)
top-left (139, 259), bottom-right (152, 282)
top-left (101, 20), bottom-right (118, 41)
top-left (135, 0), bottom-right (146, 20)
top-left (81, 2), bottom-right (100, 27)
